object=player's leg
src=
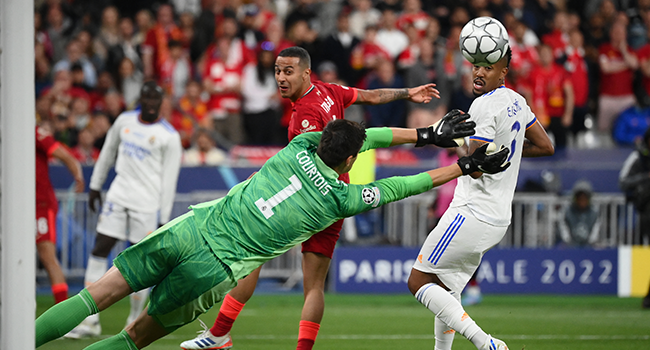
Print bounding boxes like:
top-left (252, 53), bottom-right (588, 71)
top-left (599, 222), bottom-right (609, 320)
top-left (36, 241), bottom-right (69, 303)
top-left (179, 266), bottom-right (261, 350)
top-left (462, 271), bottom-right (482, 306)
top-left (295, 220), bottom-right (341, 350)
top-left (409, 206), bottom-right (508, 350)
top-left (36, 208), bottom-right (69, 303)
top-left (297, 251), bottom-right (331, 350)
top-left (36, 266), bottom-right (133, 347)
top-left (124, 210), bottom-right (159, 326)
top-left (67, 203), bottom-right (126, 338)
top-left (82, 308), bottom-right (166, 350)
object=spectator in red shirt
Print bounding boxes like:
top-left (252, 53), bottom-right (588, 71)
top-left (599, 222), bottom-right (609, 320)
top-left (142, 3), bottom-right (184, 80)
top-left (159, 39), bottom-right (192, 100)
top-left (542, 11), bottom-right (571, 60)
top-left (397, 0), bottom-right (431, 38)
top-left (177, 80), bottom-right (210, 129)
top-left (565, 30), bottom-right (591, 137)
top-left (350, 25), bottom-right (391, 80)
top-left (598, 20), bottom-right (639, 133)
top-left (202, 37), bottom-right (246, 145)
top-left (509, 20), bottom-right (540, 97)
top-left (35, 124), bottom-right (84, 304)
top-left (70, 126), bottom-right (100, 165)
top-left (530, 44), bottom-right (574, 149)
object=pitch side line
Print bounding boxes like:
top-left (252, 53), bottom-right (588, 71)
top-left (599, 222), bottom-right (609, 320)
top-left (163, 334), bottom-right (650, 341)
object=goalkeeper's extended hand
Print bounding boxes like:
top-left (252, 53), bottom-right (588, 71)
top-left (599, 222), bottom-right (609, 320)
top-left (457, 143), bottom-right (511, 175)
top-left (415, 109), bottom-right (476, 148)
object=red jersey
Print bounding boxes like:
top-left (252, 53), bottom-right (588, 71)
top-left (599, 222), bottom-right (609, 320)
top-left (288, 81), bottom-right (358, 183)
top-left (542, 30), bottom-right (569, 58)
top-left (565, 46), bottom-right (589, 106)
top-left (599, 43), bottom-right (635, 96)
top-left (36, 126), bottom-right (60, 210)
top-left (143, 24), bottom-right (184, 78)
top-left (203, 46), bottom-right (245, 116)
top-left (530, 63), bottom-right (570, 117)
top-left (396, 11), bottom-right (430, 37)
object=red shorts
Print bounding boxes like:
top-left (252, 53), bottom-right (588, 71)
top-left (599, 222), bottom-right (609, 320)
top-left (301, 219), bottom-right (343, 259)
top-left (36, 206), bottom-right (57, 244)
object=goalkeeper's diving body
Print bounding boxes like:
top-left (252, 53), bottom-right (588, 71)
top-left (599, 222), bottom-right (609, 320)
top-left (35, 114), bottom-right (510, 350)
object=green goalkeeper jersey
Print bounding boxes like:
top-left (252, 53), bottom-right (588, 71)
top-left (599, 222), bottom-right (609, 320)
top-left (191, 127), bottom-right (433, 280)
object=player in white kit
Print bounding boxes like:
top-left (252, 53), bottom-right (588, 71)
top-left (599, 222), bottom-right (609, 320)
top-left (66, 82), bottom-right (182, 338)
top-left (408, 49), bottom-right (555, 350)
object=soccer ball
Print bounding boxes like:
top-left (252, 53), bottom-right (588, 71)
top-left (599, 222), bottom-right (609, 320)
top-left (459, 17), bottom-right (509, 66)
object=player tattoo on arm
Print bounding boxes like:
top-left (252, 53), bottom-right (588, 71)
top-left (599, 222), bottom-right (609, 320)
top-left (377, 88), bottom-right (409, 103)
top-left (357, 88), bottom-right (409, 105)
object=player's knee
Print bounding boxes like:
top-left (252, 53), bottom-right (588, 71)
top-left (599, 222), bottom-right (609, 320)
top-left (92, 233), bottom-right (118, 257)
top-left (407, 273), bottom-right (424, 296)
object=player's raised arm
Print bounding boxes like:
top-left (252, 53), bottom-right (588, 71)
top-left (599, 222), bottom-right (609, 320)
top-left (354, 83), bottom-right (440, 105)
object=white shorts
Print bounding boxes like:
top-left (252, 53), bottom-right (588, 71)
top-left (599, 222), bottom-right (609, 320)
top-left (412, 205), bottom-right (507, 293)
top-left (96, 201), bottom-right (158, 244)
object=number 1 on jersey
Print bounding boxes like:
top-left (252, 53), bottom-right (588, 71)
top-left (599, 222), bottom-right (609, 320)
top-left (255, 175), bottom-right (303, 219)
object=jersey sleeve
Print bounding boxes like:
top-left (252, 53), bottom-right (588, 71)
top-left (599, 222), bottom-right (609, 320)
top-left (36, 127), bottom-right (61, 157)
top-left (524, 103), bottom-right (538, 130)
top-left (328, 83), bottom-right (358, 108)
top-left (359, 127), bottom-right (393, 153)
top-left (340, 172), bottom-right (433, 217)
top-left (159, 132), bottom-right (183, 223)
top-left (89, 116), bottom-right (123, 191)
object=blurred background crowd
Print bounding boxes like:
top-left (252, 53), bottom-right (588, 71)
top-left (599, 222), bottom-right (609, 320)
top-left (33, 0), bottom-right (650, 166)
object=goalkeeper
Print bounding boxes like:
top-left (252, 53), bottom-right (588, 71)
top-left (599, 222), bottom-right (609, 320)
top-left (35, 114), bottom-right (510, 350)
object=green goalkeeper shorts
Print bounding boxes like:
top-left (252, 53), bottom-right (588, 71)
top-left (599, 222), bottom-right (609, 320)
top-left (113, 210), bottom-right (237, 331)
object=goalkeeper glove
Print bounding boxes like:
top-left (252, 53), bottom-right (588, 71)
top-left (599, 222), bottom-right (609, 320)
top-left (415, 109), bottom-right (476, 148)
top-left (457, 143), bottom-right (511, 175)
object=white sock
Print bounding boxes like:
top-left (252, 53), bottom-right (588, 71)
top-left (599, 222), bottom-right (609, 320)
top-left (127, 288), bottom-right (150, 325)
top-left (434, 292), bottom-right (460, 350)
top-left (415, 283), bottom-right (488, 349)
top-left (84, 255), bottom-right (108, 325)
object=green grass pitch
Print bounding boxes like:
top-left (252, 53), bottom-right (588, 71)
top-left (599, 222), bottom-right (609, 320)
top-left (37, 293), bottom-right (650, 350)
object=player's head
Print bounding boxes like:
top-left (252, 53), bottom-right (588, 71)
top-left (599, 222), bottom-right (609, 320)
top-left (317, 119), bottom-right (367, 174)
top-left (139, 81), bottom-right (164, 123)
top-left (275, 46), bottom-right (312, 102)
top-left (471, 47), bottom-right (511, 97)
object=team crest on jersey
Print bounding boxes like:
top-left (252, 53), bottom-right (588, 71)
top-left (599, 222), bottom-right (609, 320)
top-left (149, 136), bottom-right (156, 144)
top-left (361, 187), bottom-right (380, 207)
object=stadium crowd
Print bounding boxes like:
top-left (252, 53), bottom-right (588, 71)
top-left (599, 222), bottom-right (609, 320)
top-left (33, 0), bottom-right (650, 165)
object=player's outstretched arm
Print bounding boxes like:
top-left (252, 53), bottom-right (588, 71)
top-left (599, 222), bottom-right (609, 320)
top-left (52, 146), bottom-right (85, 193)
top-left (522, 121), bottom-right (555, 158)
top-left (388, 109), bottom-right (476, 147)
top-left (423, 144), bottom-right (510, 187)
top-left (355, 83), bottom-right (440, 105)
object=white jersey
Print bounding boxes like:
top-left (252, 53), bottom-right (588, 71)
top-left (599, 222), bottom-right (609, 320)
top-left (450, 86), bottom-right (537, 226)
top-left (90, 111), bottom-right (182, 223)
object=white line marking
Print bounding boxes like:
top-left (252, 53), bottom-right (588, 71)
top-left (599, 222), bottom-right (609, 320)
top-left (161, 334), bottom-right (650, 341)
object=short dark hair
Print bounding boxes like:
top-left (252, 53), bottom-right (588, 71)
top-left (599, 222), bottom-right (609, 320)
top-left (317, 120), bottom-right (367, 169)
top-left (278, 46), bottom-right (311, 69)
top-left (504, 46), bottom-right (512, 69)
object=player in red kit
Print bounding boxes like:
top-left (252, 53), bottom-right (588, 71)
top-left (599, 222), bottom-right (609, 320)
top-left (180, 46), bottom-right (440, 350)
top-left (36, 124), bottom-right (85, 303)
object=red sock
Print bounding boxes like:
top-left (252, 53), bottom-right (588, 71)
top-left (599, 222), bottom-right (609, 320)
top-left (296, 320), bottom-right (320, 350)
top-left (51, 283), bottom-right (68, 304)
top-left (210, 294), bottom-right (245, 337)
